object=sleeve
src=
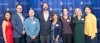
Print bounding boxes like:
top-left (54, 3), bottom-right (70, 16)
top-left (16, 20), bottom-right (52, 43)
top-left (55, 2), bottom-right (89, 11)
top-left (59, 16), bottom-right (62, 21)
top-left (33, 19), bottom-right (40, 38)
top-left (11, 15), bottom-right (22, 34)
top-left (24, 19), bottom-right (32, 38)
top-left (70, 16), bottom-right (74, 35)
top-left (91, 15), bottom-right (97, 37)
top-left (58, 21), bottom-right (62, 36)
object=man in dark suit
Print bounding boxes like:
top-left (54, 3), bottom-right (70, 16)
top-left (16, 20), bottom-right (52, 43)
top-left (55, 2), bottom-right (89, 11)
top-left (11, 4), bottom-right (26, 43)
top-left (38, 2), bottom-right (53, 43)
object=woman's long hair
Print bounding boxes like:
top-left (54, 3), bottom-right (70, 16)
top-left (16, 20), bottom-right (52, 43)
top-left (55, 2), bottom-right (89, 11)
top-left (3, 11), bottom-right (12, 21)
top-left (51, 12), bottom-right (59, 21)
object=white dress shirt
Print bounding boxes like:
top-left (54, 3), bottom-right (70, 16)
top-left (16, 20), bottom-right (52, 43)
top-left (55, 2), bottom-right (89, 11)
top-left (17, 12), bottom-right (24, 24)
top-left (43, 12), bottom-right (49, 22)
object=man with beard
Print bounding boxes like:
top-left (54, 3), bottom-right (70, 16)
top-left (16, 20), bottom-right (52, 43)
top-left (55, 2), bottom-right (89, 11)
top-left (38, 2), bottom-right (53, 43)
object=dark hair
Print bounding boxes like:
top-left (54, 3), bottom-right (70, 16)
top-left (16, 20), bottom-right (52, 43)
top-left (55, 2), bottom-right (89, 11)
top-left (62, 8), bottom-right (68, 11)
top-left (85, 6), bottom-right (92, 10)
top-left (3, 11), bottom-right (12, 21)
top-left (52, 12), bottom-right (59, 21)
top-left (16, 4), bottom-right (22, 8)
top-left (42, 2), bottom-right (49, 7)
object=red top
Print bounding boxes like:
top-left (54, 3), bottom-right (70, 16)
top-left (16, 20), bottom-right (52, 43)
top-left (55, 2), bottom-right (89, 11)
top-left (6, 21), bottom-right (13, 43)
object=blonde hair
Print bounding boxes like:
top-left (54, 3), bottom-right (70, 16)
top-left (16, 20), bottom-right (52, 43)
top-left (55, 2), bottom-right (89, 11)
top-left (74, 8), bottom-right (83, 17)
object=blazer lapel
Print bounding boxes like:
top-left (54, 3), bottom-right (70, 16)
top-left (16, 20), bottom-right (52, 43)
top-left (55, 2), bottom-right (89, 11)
top-left (47, 12), bottom-right (51, 22)
top-left (41, 12), bottom-right (46, 22)
top-left (16, 13), bottom-right (23, 24)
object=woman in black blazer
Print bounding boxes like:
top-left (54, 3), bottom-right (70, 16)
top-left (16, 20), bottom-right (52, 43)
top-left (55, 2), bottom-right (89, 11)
top-left (51, 13), bottom-right (62, 43)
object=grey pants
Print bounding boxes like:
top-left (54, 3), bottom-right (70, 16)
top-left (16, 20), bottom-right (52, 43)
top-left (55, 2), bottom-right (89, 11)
top-left (40, 35), bottom-right (50, 43)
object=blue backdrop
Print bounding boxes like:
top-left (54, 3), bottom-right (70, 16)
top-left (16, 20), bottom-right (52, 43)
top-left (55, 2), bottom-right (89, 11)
top-left (0, 0), bottom-right (100, 43)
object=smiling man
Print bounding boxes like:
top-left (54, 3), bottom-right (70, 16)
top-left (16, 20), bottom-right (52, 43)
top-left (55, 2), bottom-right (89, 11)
top-left (24, 9), bottom-right (40, 43)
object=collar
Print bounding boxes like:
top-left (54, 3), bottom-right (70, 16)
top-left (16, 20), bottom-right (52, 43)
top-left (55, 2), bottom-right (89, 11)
top-left (17, 12), bottom-right (22, 16)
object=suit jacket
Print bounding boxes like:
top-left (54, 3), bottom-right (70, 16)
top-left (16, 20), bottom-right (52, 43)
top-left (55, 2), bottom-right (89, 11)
top-left (38, 11), bottom-right (53, 36)
top-left (11, 13), bottom-right (24, 37)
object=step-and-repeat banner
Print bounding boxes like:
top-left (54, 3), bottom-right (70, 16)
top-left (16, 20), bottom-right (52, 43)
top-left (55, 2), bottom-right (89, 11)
top-left (0, 0), bottom-right (28, 43)
top-left (0, 0), bottom-right (100, 43)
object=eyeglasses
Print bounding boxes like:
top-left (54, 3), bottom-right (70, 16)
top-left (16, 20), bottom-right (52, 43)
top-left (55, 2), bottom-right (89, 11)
top-left (17, 8), bottom-right (22, 9)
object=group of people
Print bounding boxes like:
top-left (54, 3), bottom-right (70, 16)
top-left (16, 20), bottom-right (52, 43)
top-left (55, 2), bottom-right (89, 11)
top-left (2, 2), bottom-right (98, 43)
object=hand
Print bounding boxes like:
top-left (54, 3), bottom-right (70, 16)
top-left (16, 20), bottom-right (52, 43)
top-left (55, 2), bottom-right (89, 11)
top-left (22, 30), bottom-right (25, 35)
top-left (31, 36), bottom-right (35, 40)
top-left (55, 38), bottom-right (58, 43)
top-left (91, 36), bottom-right (94, 39)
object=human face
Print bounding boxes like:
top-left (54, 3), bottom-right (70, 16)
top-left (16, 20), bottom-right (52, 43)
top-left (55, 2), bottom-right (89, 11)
top-left (53, 14), bottom-right (58, 20)
top-left (75, 8), bottom-right (81, 16)
top-left (43, 3), bottom-right (48, 11)
top-left (28, 9), bottom-right (35, 17)
top-left (63, 9), bottom-right (68, 16)
top-left (5, 12), bottom-right (11, 20)
top-left (85, 7), bottom-right (91, 14)
top-left (16, 5), bottom-right (22, 13)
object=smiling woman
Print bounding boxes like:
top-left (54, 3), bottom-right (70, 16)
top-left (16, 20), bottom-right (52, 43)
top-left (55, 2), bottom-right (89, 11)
top-left (85, 6), bottom-right (98, 43)
top-left (2, 11), bottom-right (13, 43)
top-left (72, 8), bottom-right (85, 43)
top-left (51, 12), bottom-right (62, 43)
